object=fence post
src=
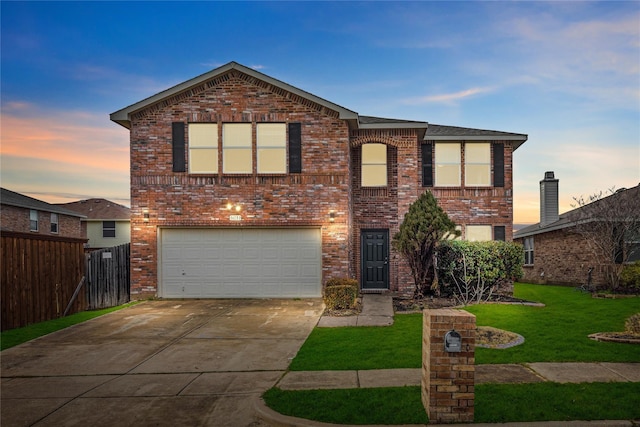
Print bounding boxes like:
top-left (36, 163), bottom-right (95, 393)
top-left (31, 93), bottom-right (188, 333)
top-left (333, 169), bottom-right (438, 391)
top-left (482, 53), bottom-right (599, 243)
top-left (422, 308), bottom-right (476, 424)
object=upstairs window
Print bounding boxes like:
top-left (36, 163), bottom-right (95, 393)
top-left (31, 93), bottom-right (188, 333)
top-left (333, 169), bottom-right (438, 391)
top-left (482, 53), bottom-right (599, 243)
top-left (524, 237), bottom-right (534, 265)
top-left (257, 123), bottom-right (286, 174)
top-left (435, 143), bottom-right (461, 186)
top-left (30, 209), bottom-right (38, 231)
top-left (188, 123), bottom-right (218, 174)
top-left (361, 143), bottom-right (387, 187)
top-left (103, 221), bottom-right (116, 238)
top-left (465, 143), bottom-right (491, 186)
top-left (50, 213), bottom-right (59, 233)
top-left (223, 123), bottom-right (252, 174)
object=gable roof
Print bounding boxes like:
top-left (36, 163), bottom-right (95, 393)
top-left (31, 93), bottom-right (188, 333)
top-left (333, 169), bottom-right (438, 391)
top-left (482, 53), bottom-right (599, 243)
top-left (110, 61), bottom-right (527, 150)
top-left (58, 199), bottom-right (131, 221)
top-left (1, 188), bottom-right (85, 218)
top-left (110, 61), bottom-right (358, 129)
top-left (514, 184), bottom-right (640, 239)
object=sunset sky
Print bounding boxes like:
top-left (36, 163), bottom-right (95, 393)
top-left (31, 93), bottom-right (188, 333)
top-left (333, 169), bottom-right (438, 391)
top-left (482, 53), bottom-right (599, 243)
top-left (1, 1), bottom-right (638, 224)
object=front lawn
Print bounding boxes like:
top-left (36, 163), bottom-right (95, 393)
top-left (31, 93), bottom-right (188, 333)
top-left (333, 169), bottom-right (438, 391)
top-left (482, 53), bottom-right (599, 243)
top-left (290, 283), bottom-right (640, 370)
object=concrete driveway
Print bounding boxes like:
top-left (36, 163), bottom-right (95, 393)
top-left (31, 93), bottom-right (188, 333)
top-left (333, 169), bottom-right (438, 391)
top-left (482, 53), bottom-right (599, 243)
top-left (1, 299), bottom-right (324, 427)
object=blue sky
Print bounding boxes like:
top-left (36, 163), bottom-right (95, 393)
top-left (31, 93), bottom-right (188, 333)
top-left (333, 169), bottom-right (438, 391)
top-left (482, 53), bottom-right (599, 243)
top-left (1, 1), bottom-right (638, 223)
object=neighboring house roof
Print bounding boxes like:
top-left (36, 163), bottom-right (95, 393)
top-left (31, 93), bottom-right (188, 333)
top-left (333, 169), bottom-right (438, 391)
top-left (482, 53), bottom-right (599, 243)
top-left (1, 188), bottom-right (85, 218)
top-left (58, 199), bottom-right (131, 221)
top-left (514, 185), bottom-right (640, 239)
top-left (110, 61), bottom-right (527, 150)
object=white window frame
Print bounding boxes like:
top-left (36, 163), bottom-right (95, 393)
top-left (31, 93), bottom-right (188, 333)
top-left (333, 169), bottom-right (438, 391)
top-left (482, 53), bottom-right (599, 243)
top-left (524, 237), bottom-right (534, 265)
top-left (30, 209), bottom-right (38, 232)
top-left (361, 143), bottom-right (387, 187)
top-left (257, 123), bottom-right (286, 174)
top-left (223, 123), bottom-right (252, 174)
top-left (464, 143), bottom-right (491, 186)
top-left (188, 123), bottom-right (218, 174)
top-left (435, 143), bottom-right (461, 187)
top-left (50, 213), bottom-right (59, 234)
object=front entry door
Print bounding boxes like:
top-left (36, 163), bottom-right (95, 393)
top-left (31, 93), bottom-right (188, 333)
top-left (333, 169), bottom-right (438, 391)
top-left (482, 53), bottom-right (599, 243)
top-left (361, 229), bottom-right (389, 290)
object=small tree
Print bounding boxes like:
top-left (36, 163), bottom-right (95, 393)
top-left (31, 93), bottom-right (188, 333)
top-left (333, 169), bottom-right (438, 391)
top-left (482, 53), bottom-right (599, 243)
top-left (571, 186), bottom-right (640, 290)
top-left (392, 190), bottom-right (459, 298)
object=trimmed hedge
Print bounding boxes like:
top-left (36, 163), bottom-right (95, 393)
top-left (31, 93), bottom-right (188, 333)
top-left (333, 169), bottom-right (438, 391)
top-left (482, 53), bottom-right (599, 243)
top-left (324, 278), bottom-right (359, 310)
top-left (436, 240), bottom-right (524, 298)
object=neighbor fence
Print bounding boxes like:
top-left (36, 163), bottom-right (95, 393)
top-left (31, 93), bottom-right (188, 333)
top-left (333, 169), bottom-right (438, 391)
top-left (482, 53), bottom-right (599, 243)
top-left (1, 231), bottom-right (87, 331)
top-left (1, 233), bottom-right (131, 331)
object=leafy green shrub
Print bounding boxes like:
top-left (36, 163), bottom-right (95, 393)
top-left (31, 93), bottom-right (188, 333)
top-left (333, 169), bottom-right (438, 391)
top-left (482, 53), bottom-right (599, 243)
top-left (325, 277), bottom-right (359, 288)
top-left (436, 240), bottom-right (524, 302)
top-left (323, 285), bottom-right (358, 310)
top-left (625, 313), bottom-right (640, 335)
top-left (620, 261), bottom-right (640, 292)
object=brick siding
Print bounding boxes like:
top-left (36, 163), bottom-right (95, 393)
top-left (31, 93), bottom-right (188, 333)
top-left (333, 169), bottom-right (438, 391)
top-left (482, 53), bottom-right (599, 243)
top-left (0, 205), bottom-right (83, 238)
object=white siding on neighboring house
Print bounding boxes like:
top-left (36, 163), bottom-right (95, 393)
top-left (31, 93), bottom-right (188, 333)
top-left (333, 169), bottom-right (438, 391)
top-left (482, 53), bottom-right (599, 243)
top-left (86, 219), bottom-right (130, 248)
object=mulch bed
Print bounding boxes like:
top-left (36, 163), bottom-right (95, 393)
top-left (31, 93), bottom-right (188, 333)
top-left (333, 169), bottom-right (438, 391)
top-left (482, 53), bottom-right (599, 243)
top-left (392, 294), bottom-right (540, 312)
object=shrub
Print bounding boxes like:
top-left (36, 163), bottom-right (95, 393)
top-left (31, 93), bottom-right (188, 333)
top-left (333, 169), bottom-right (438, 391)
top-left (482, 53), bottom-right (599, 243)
top-left (324, 285), bottom-right (358, 310)
top-left (436, 240), bottom-right (524, 304)
top-left (625, 313), bottom-right (640, 335)
top-left (620, 261), bottom-right (640, 292)
top-left (326, 277), bottom-right (359, 288)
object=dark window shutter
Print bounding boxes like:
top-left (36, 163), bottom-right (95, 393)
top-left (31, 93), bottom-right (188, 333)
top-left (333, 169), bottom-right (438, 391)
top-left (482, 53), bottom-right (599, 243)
top-left (172, 122), bottom-right (186, 173)
top-left (288, 123), bottom-right (302, 173)
top-left (494, 225), bottom-right (506, 241)
top-left (422, 143), bottom-right (433, 187)
top-left (493, 143), bottom-right (504, 187)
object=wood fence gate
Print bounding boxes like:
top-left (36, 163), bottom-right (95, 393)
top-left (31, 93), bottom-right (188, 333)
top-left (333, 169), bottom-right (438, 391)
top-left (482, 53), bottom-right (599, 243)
top-left (86, 243), bottom-right (130, 309)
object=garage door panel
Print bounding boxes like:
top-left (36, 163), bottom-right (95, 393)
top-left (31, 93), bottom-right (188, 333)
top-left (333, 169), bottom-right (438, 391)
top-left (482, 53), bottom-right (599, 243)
top-left (160, 228), bottom-right (321, 298)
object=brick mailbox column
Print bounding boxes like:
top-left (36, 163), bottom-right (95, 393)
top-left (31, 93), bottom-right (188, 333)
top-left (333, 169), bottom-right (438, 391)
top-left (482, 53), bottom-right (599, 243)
top-left (422, 308), bottom-right (476, 424)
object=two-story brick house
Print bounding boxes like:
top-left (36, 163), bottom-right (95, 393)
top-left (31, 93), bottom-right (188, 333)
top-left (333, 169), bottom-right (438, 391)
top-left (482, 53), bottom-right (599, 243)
top-left (111, 62), bottom-right (527, 299)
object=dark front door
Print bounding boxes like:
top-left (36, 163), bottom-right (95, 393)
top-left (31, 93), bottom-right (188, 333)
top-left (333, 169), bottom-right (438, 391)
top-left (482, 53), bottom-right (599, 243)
top-left (361, 229), bottom-right (389, 290)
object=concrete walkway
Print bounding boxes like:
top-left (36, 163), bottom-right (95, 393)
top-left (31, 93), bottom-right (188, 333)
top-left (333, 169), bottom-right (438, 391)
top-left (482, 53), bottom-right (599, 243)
top-left (317, 294), bottom-right (394, 327)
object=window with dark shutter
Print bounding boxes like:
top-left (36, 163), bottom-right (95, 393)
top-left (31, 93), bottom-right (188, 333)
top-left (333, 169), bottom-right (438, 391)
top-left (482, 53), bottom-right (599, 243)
top-left (493, 143), bottom-right (504, 187)
top-left (103, 221), bottom-right (116, 238)
top-left (422, 143), bottom-right (433, 187)
top-left (494, 225), bottom-right (506, 241)
top-left (172, 122), bottom-right (186, 173)
top-left (288, 123), bottom-right (302, 173)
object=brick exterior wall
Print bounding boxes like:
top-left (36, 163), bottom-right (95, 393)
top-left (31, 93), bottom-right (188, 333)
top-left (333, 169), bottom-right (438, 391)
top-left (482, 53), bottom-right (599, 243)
top-left (0, 204), bottom-right (83, 238)
top-left (126, 68), bottom-right (519, 297)
top-left (515, 228), bottom-right (610, 287)
top-left (129, 70), bottom-right (351, 296)
top-left (422, 308), bottom-right (476, 424)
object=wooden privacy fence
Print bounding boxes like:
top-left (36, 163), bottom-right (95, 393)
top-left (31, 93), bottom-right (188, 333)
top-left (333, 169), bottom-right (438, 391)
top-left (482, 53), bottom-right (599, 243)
top-left (86, 243), bottom-right (130, 310)
top-left (1, 231), bottom-right (87, 331)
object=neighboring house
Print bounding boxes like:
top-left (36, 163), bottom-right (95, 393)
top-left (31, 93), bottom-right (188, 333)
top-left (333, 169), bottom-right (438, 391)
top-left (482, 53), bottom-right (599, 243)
top-left (58, 199), bottom-right (131, 250)
top-left (110, 61), bottom-right (527, 299)
top-left (514, 172), bottom-right (640, 287)
top-left (0, 188), bottom-right (85, 238)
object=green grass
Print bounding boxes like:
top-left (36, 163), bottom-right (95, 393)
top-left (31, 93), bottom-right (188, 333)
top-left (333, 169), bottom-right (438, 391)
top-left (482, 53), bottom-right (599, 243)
top-left (1, 302), bottom-right (138, 351)
top-left (290, 283), bottom-right (640, 370)
top-left (264, 382), bottom-right (640, 425)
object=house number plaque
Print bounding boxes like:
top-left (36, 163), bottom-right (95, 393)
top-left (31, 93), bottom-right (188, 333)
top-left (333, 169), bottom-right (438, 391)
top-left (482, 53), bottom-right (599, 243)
top-left (229, 215), bottom-right (242, 221)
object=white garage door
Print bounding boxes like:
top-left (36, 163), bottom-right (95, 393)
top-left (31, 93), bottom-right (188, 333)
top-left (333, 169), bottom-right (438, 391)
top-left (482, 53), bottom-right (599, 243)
top-left (159, 228), bottom-right (322, 298)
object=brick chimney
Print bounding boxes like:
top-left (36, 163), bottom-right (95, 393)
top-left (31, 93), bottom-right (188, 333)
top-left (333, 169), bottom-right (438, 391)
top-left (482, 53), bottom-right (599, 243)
top-left (540, 171), bottom-right (559, 227)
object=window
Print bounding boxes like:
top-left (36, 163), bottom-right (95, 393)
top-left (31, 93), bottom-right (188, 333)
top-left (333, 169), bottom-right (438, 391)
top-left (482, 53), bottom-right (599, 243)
top-left (435, 143), bottom-right (461, 186)
top-left (361, 143), bottom-right (387, 187)
top-left (257, 123), bottom-right (286, 174)
top-left (466, 225), bottom-right (492, 242)
top-left (103, 221), bottom-right (116, 238)
top-left (465, 143), bottom-right (490, 186)
top-left (494, 225), bottom-right (506, 241)
top-left (29, 209), bottom-right (38, 231)
top-left (223, 123), bottom-right (252, 173)
top-left (188, 123), bottom-right (218, 173)
top-left (524, 237), bottom-right (534, 265)
top-left (50, 213), bottom-right (59, 233)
